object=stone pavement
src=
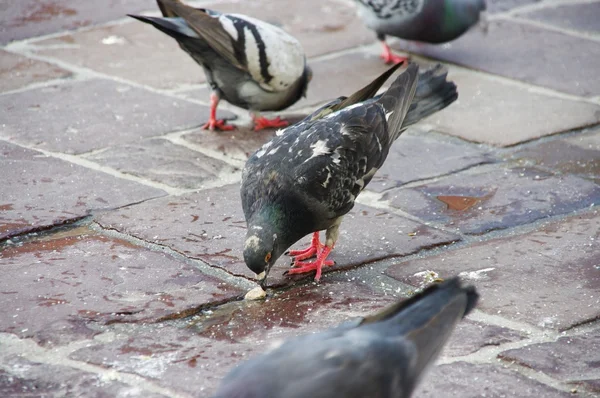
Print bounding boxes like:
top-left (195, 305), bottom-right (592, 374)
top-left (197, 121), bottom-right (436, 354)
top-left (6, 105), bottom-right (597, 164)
top-left (1, 0), bottom-right (599, 396)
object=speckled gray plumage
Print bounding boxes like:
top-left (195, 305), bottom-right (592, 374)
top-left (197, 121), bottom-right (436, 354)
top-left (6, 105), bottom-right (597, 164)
top-left (240, 63), bottom-right (457, 277)
top-left (213, 278), bottom-right (479, 398)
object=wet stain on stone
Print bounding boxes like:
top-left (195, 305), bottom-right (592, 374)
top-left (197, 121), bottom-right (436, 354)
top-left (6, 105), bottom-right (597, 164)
top-left (437, 195), bottom-right (490, 211)
top-left (12, 2), bottom-right (77, 26)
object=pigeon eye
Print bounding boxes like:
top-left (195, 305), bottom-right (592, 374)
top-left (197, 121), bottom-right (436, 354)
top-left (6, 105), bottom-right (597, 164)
top-left (265, 252), bottom-right (272, 263)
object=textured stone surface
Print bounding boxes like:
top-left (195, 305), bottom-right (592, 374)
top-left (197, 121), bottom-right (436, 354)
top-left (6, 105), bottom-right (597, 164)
top-left (443, 320), bottom-right (526, 357)
top-left (82, 137), bottom-right (241, 190)
top-left (386, 211), bottom-right (600, 330)
top-left (0, 355), bottom-right (168, 398)
top-left (68, 280), bottom-right (398, 395)
top-left (486, 0), bottom-right (541, 13)
top-left (369, 131), bottom-right (494, 192)
top-left (0, 141), bottom-right (164, 240)
top-left (517, 2), bottom-right (600, 34)
top-left (0, 78), bottom-right (215, 154)
top-left (32, 20), bottom-right (208, 90)
top-left (0, 0), bottom-right (151, 44)
top-left (95, 183), bottom-right (460, 283)
top-left (0, 50), bottom-right (71, 92)
top-left (499, 332), bottom-right (600, 393)
top-left (413, 362), bottom-right (571, 397)
top-left (385, 167), bottom-right (600, 234)
top-left (0, 226), bottom-right (243, 343)
top-left (511, 129), bottom-right (600, 183)
top-left (408, 20), bottom-right (600, 97)
top-left (424, 69), bottom-right (600, 146)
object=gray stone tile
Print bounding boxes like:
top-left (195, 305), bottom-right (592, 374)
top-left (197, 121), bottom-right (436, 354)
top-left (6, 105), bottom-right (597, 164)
top-left (414, 362), bottom-right (571, 397)
top-left (424, 69), bottom-right (600, 146)
top-left (511, 129), bottom-right (600, 183)
top-left (95, 183), bottom-right (460, 284)
top-left (486, 0), bottom-right (542, 13)
top-left (0, 0), bottom-right (151, 44)
top-left (0, 78), bottom-right (211, 154)
top-left (442, 320), bottom-right (526, 357)
top-left (82, 138), bottom-right (241, 190)
top-left (369, 131), bottom-right (495, 192)
top-left (499, 332), bottom-right (600, 393)
top-left (0, 50), bottom-right (71, 92)
top-left (517, 2), bottom-right (600, 35)
top-left (406, 20), bottom-right (600, 97)
top-left (0, 226), bottom-right (243, 344)
top-left (384, 166), bottom-right (600, 234)
top-left (385, 211), bottom-right (600, 331)
top-left (0, 141), bottom-right (165, 240)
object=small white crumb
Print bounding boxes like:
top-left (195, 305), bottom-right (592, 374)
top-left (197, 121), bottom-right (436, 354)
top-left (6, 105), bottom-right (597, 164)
top-left (244, 286), bottom-right (266, 301)
top-left (101, 35), bottom-right (126, 45)
top-left (256, 271), bottom-right (266, 281)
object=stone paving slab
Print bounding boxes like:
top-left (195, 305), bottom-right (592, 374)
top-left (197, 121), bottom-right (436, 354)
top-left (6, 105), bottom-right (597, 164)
top-left (0, 225), bottom-right (243, 345)
top-left (67, 280), bottom-right (399, 396)
top-left (95, 183), bottom-right (460, 284)
top-left (0, 141), bottom-right (164, 240)
top-left (442, 320), bottom-right (526, 357)
top-left (31, 20), bottom-right (209, 90)
top-left (424, 69), bottom-right (600, 146)
top-left (0, 50), bottom-right (71, 92)
top-left (486, 0), bottom-right (541, 13)
top-left (499, 332), bottom-right (600, 393)
top-left (517, 2), bottom-right (600, 35)
top-left (369, 131), bottom-right (495, 192)
top-left (511, 128), bottom-right (600, 183)
top-left (384, 166), bottom-right (600, 235)
top-left (385, 210), bottom-right (600, 331)
top-left (0, 355), bottom-right (169, 398)
top-left (82, 137), bottom-right (240, 190)
top-left (0, 0), bottom-right (151, 45)
top-left (0, 78), bottom-right (216, 154)
top-left (413, 362), bottom-right (572, 397)
top-left (406, 19), bottom-right (600, 97)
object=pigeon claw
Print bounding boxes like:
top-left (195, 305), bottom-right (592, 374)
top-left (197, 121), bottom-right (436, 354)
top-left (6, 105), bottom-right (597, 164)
top-left (287, 246), bottom-right (334, 282)
top-left (253, 116), bottom-right (289, 131)
top-left (380, 41), bottom-right (408, 65)
top-left (202, 118), bottom-right (235, 131)
top-left (287, 232), bottom-right (322, 261)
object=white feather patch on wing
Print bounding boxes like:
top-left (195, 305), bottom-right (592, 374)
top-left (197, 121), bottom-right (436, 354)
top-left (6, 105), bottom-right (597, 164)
top-left (305, 139), bottom-right (331, 162)
top-left (229, 14), bottom-right (305, 92)
top-left (218, 15), bottom-right (238, 40)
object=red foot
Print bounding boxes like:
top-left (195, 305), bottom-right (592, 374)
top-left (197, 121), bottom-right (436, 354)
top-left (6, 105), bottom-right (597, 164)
top-left (202, 118), bottom-right (234, 131)
top-left (380, 41), bottom-right (408, 65)
top-left (286, 232), bottom-right (322, 261)
top-left (287, 246), bottom-right (335, 282)
top-left (253, 116), bottom-right (289, 131)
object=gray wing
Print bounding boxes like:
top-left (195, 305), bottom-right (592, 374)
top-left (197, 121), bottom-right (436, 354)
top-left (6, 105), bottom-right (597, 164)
top-left (213, 329), bottom-right (415, 398)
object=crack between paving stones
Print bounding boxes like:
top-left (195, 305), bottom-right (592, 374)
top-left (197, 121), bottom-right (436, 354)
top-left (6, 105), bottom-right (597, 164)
top-left (0, 215), bottom-right (90, 245)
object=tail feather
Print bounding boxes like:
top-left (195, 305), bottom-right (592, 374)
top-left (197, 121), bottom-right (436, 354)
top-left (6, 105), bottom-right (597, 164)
top-left (127, 14), bottom-right (198, 39)
top-left (402, 64), bottom-right (458, 129)
top-left (375, 63), bottom-right (420, 142)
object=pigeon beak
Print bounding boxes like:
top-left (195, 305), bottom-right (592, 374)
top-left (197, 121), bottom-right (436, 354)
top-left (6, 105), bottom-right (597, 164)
top-left (256, 271), bottom-right (266, 281)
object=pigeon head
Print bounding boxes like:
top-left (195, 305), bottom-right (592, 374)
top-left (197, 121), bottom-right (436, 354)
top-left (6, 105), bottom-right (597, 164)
top-left (243, 224), bottom-right (280, 277)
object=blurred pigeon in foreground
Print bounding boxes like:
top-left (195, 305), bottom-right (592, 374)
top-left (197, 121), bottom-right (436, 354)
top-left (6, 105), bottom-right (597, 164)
top-left (129, 0), bottom-right (311, 131)
top-left (213, 277), bottom-right (479, 398)
top-left (241, 62), bottom-right (457, 282)
top-left (354, 0), bottom-right (487, 64)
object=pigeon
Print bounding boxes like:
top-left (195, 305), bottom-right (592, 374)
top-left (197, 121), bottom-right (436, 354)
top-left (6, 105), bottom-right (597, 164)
top-left (354, 0), bottom-right (487, 64)
top-left (241, 62), bottom-right (457, 282)
top-left (212, 277), bottom-right (479, 398)
top-left (128, 0), bottom-right (311, 131)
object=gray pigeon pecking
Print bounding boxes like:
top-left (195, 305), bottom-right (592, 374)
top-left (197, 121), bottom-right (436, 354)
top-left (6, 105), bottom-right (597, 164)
top-left (128, 0), bottom-right (311, 131)
top-left (241, 62), bottom-right (457, 282)
top-left (212, 277), bottom-right (479, 398)
top-left (354, 0), bottom-right (487, 64)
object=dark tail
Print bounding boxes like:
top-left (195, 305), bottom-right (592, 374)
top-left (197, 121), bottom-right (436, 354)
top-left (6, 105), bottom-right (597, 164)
top-left (127, 13), bottom-right (196, 40)
top-left (375, 63), bottom-right (420, 142)
top-left (360, 277), bottom-right (478, 389)
top-left (401, 64), bottom-right (458, 129)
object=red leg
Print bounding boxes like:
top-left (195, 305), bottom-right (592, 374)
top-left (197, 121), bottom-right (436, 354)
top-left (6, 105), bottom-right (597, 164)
top-left (253, 115), bottom-right (289, 131)
top-left (380, 40), bottom-right (408, 65)
top-left (287, 232), bottom-right (322, 260)
top-left (202, 93), bottom-right (234, 131)
top-left (287, 246), bottom-right (335, 282)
